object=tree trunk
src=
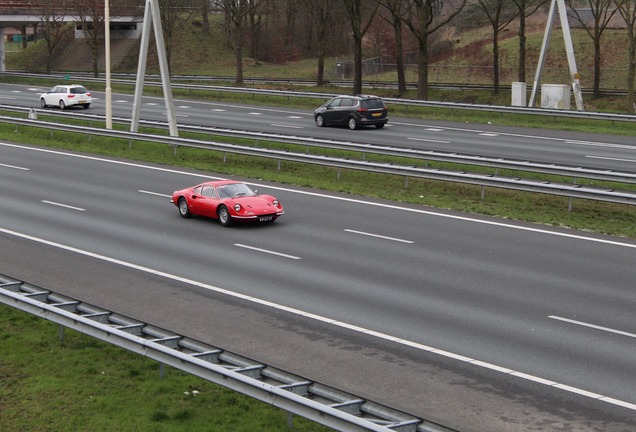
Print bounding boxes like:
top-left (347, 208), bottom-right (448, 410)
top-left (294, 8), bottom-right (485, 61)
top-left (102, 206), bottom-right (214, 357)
top-left (628, 37), bottom-right (635, 111)
top-left (493, 28), bottom-right (500, 93)
top-left (393, 15), bottom-right (406, 94)
top-left (353, 36), bottom-right (362, 95)
top-left (518, 4), bottom-right (526, 83)
top-left (593, 37), bottom-right (601, 98)
top-left (417, 36), bottom-right (429, 100)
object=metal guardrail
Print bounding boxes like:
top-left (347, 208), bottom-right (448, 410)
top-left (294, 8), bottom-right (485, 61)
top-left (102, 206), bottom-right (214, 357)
top-left (5, 113), bottom-right (636, 206)
top-left (3, 71), bottom-right (636, 124)
top-left (0, 274), bottom-right (455, 432)
top-left (4, 105), bottom-right (636, 186)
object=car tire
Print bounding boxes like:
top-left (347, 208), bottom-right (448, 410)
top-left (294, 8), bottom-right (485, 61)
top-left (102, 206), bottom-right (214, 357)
top-left (178, 197), bottom-right (192, 218)
top-left (375, 123), bottom-right (385, 129)
top-left (217, 206), bottom-right (233, 227)
top-left (315, 114), bottom-right (325, 127)
top-left (348, 117), bottom-right (358, 130)
top-left (40, 98), bottom-right (47, 108)
top-left (59, 100), bottom-right (66, 110)
top-left (83, 104), bottom-right (90, 109)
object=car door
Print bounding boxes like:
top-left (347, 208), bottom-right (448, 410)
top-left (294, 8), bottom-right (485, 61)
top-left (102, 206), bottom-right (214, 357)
top-left (321, 97), bottom-right (342, 124)
top-left (194, 185), bottom-right (220, 218)
top-left (333, 97), bottom-right (354, 124)
top-left (44, 86), bottom-right (60, 105)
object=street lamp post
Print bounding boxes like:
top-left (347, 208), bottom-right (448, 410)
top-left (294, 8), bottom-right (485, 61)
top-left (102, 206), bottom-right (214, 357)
top-left (105, 0), bottom-right (112, 129)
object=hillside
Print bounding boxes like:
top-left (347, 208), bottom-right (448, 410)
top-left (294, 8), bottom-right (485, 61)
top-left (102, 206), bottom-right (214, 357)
top-left (7, 14), bottom-right (632, 112)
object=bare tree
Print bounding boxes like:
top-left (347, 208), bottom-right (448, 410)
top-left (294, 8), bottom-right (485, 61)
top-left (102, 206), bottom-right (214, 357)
top-left (614, 0), bottom-right (636, 110)
top-left (223, 0), bottom-right (260, 85)
top-left (158, 0), bottom-right (200, 75)
top-left (377, 0), bottom-right (408, 94)
top-left (37, 1), bottom-right (73, 74)
top-left (343, 0), bottom-right (380, 95)
top-left (472, 0), bottom-right (518, 93)
top-left (72, 0), bottom-right (105, 78)
top-left (402, 0), bottom-right (466, 100)
top-left (304, 0), bottom-right (342, 86)
top-left (511, 0), bottom-right (550, 83)
top-left (566, 0), bottom-right (618, 97)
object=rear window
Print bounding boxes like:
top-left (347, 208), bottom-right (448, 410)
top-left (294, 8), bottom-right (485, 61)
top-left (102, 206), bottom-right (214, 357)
top-left (70, 86), bottom-right (89, 95)
top-left (360, 98), bottom-right (385, 109)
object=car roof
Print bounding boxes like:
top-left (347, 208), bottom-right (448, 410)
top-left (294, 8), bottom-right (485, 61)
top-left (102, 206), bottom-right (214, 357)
top-left (333, 94), bottom-right (382, 100)
top-left (199, 180), bottom-right (243, 187)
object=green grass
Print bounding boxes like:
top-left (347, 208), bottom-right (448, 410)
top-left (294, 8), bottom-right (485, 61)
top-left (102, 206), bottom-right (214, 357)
top-left (0, 304), bottom-right (332, 432)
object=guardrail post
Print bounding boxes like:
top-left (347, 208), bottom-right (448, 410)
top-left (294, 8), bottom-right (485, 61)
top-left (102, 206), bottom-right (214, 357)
top-left (58, 324), bottom-right (65, 342)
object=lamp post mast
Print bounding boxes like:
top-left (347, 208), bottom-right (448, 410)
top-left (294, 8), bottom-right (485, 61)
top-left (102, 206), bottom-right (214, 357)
top-left (105, 0), bottom-right (112, 129)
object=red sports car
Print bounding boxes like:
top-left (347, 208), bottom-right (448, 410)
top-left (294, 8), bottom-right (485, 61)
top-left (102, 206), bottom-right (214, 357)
top-left (171, 180), bottom-right (284, 227)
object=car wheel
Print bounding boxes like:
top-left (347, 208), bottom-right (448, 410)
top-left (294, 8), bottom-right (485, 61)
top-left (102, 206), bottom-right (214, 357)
top-left (59, 100), bottom-right (66, 110)
top-left (315, 114), bottom-right (325, 127)
top-left (217, 206), bottom-right (233, 227)
top-left (375, 123), bottom-right (385, 129)
top-left (83, 104), bottom-right (90, 109)
top-left (348, 117), bottom-right (358, 130)
top-left (40, 98), bottom-right (47, 108)
top-left (178, 197), bottom-right (192, 218)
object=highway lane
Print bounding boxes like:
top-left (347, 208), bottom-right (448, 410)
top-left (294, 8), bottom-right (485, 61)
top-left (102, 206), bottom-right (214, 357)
top-left (3, 82), bottom-right (636, 172)
top-left (1, 141), bottom-right (635, 431)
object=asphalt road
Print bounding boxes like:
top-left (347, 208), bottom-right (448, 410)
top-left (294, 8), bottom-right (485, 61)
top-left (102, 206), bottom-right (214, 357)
top-left (3, 82), bottom-right (636, 173)
top-left (1, 138), bottom-right (635, 431)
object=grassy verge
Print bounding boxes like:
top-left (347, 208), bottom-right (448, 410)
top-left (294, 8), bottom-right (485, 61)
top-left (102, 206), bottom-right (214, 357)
top-left (0, 304), bottom-right (331, 432)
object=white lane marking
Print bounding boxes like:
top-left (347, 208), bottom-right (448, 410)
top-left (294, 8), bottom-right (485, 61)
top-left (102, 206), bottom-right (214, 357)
top-left (407, 137), bottom-right (450, 144)
top-left (138, 190), bottom-right (170, 198)
top-left (234, 243), bottom-right (301, 260)
top-left (145, 102), bottom-right (159, 106)
top-left (211, 109), bottom-right (226, 112)
top-left (425, 128), bottom-right (443, 132)
top-left (586, 155), bottom-right (636, 163)
top-left (1, 142), bottom-right (635, 250)
top-left (566, 140), bottom-right (635, 149)
top-left (178, 105), bottom-right (191, 109)
top-left (480, 133), bottom-right (499, 137)
top-left (271, 124), bottom-right (304, 129)
top-left (0, 162), bottom-right (29, 170)
top-left (249, 112), bottom-right (263, 115)
top-left (287, 116), bottom-right (303, 119)
top-left (549, 316), bottom-right (636, 339)
top-left (41, 200), bottom-right (85, 211)
top-left (345, 229), bottom-right (414, 244)
top-left (393, 120), bottom-right (636, 151)
top-left (0, 226), bottom-right (634, 412)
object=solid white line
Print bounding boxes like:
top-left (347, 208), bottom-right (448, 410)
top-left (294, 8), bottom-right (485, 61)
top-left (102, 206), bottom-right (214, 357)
top-left (271, 124), bottom-right (304, 129)
top-left (2, 142), bottom-right (635, 252)
top-left (0, 162), bottom-right (29, 170)
top-left (234, 243), bottom-right (301, 260)
top-left (0, 226), bottom-right (634, 412)
top-left (138, 190), bottom-right (171, 198)
top-left (345, 229), bottom-right (414, 244)
top-left (549, 315), bottom-right (636, 339)
top-left (407, 137), bottom-right (450, 144)
top-left (41, 200), bottom-right (85, 211)
top-left (586, 155), bottom-right (636, 163)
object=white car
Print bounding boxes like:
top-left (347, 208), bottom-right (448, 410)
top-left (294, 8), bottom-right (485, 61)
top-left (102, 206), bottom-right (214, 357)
top-left (40, 84), bottom-right (92, 109)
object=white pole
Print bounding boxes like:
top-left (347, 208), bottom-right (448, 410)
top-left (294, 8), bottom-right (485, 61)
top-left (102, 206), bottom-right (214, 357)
top-left (105, 1), bottom-right (112, 129)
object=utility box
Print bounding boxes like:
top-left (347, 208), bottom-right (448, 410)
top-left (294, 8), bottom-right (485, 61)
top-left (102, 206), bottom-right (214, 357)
top-left (511, 82), bottom-right (527, 107)
top-left (541, 84), bottom-right (571, 109)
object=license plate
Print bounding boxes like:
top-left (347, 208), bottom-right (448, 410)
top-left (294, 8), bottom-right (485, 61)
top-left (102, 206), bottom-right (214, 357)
top-left (79, 101), bottom-right (86, 104)
top-left (259, 216), bottom-right (273, 222)
top-left (372, 112), bottom-right (382, 117)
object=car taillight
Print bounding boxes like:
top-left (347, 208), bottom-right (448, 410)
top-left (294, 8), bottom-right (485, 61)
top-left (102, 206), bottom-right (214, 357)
top-left (357, 108), bottom-right (368, 112)
top-left (68, 95), bottom-right (75, 98)
top-left (86, 93), bottom-right (91, 96)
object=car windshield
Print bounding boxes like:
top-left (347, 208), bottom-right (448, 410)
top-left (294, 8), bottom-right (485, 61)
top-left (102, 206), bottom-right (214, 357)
top-left (360, 99), bottom-right (384, 109)
top-left (218, 183), bottom-right (256, 198)
top-left (70, 86), bottom-right (89, 95)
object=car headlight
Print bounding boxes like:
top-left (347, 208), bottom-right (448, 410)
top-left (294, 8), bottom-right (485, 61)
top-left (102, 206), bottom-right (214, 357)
top-left (272, 200), bottom-right (279, 207)
top-left (234, 204), bottom-right (241, 212)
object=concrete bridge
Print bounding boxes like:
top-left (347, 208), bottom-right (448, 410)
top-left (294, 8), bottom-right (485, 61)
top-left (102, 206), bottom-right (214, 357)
top-left (0, 1), bottom-right (142, 71)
